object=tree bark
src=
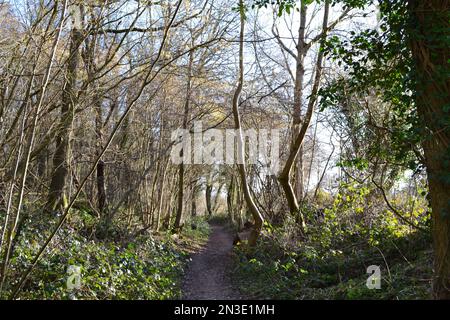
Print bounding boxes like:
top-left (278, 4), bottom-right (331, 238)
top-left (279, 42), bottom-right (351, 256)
top-left (278, 1), bottom-right (330, 231)
top-left (156, 159), bottom-right (169, 232)
top-left (232, 0), bottom-right (265, 246)
top-left (191, 189), bottom-right (197, 217)
top-left (408, 0), bottom-right (450, 299)
top-left (45, 25), bottom-right (83, 213)
top-left (212, 182), bottom-right (224, 213)
top-left (227, 176), bottom-right (235, 223)
top-left (205, 178), bottom-right (213, 217)
top-left (174, 50), bottom-right (194, 232)
top-left (94, 89), bottom-right (107, 213)
top-left (292, 2), bottom-right (307, 203)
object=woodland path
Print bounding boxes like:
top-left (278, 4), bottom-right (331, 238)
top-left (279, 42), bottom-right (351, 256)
top-left (182, 222), bottom-right (243, 300)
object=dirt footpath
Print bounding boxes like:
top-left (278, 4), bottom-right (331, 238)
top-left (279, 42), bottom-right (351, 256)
top-left (182, 223), bottom-right (243, 300)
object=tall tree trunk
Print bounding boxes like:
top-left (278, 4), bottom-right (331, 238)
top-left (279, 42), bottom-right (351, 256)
top-left (292, 2), bottom-right (307, 203)
top-left (191, 195), bottom-right (197, 217)
top-left (227, 176), bottom-right (235, 223)
top-left (205, 177), bottom-right (213, 217)
top-left (191, 182), bottom-right (198, 217)
top-left (84, 29), bottom-right (108, 214)
top-left (408, 0), bottom-right (450, 299)
top-left (155, 111), bottom-right (168, 231)
top-left (174, 50), bottom-right (194, 232)
top-left (278, 1), bottom-right (330, 232)
top-left (174, 161), bottom-right (185, 230)
top-left (212, 182), bottom-right (224, 213)
top-left (95, 94), bottom-right (107, 213)
top-left (233, 0), bottom-right (265, 246)
top-left (156, 159), bottom-right (169, 232)
top-left (45, 24), bottom-right (83, 213)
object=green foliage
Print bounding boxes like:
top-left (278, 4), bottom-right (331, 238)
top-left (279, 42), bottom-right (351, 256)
top-left (318, 0), bottom-right (448, 175)
top-left (1, 213), bottom-right (211, 300)
top-left (207, 213), bottom-right (237, 231)
top-left (232, 171), bottom-right (431, 300)
top-left (183, 216), bottom-right (211, 241)
top-left (232, 216), bottom-right (432, 300)
top-left (251, 0), bottom-right (370, 16)
top-left (5, 235), bottom-right (185, 299)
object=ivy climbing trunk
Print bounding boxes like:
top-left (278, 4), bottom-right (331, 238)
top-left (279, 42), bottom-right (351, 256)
top-left (408, 0), bottom-right (450, 300)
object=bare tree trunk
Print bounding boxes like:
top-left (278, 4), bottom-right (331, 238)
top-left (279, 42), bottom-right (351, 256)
top-left (164, 169), bottom-right (178, 230)
top-left (212, 182), bottom-right (224, 213)
top-left (227, 176), bottom-right (235, 223)
top-left (236, 179), bottom-right (244, 230)
top-left (94, 90), bottom-right (107, 213)
top-left (174, 162), bottom-right (185, 230)
top-left (156, 159), bottom-right (169, 232)
top-left (191, 180), bottom-right (200, 218)
top-left (96, 158), bottom-right (106, 211)
top-left (45, 24), bottom-right (83, 213)
top-left (278, 1), bottom-right (330, 232)
top-left (191, 192), bottom-right (197, 217)
top-left (174, 50), bottom-right (194, 232)
top-left (292, 2), bottom-right (307, 203)
top-left (205, 177), bottom-right (213, 217)
top-left (155, 110), bottom-right (168, 231)
top-left (233, 0), bottom-right (264, 246)
top-left (408, 0), bottom-right (450, 299)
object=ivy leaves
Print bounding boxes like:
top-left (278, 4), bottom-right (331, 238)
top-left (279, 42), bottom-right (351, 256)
top-left (318, 1), bottom-right (425, 172)
top-left (251, 0), bottom-right (296, 16)
top-left (252, 0), bottom-right (371, 15)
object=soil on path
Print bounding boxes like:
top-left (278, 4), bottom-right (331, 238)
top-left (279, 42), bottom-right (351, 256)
top-left (182, 222), bottom-right (243, 300)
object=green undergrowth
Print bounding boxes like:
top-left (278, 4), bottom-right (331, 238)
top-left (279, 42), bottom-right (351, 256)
top-left (0, 214), bottom-right (210, 300)
top-left (232, 220), bottom-right (432, 300)
top-left (184, 216), bottom-right (212, 241)
top-left (208, 214), bottom-right (237, 232)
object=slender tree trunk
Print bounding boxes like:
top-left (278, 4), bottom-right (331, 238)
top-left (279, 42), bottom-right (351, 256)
top-left (408, 0), bottom-right (450, 299)
top-left (191, 195), bottom-right (197, 217)
top-left (293, 2), bottom-right (307, 203)
top-left (156, 159), bottom-right (169, 232)
top-left (155, 111), bottom-right (168, 231)
top-left (95, 95), bottom-right (107, 213)
top-left (205, 178), bottom-right (213, 217)
top-left (236, 180), bottom-right (244, 230)
top-left (191, 182), bottom-right (198, 217)
top-left (278, 1), bottom-right (330, 232)
top-left (164, 170), bottom-right (178, 230)
top-left (174, 50), bottom-right (194, 232)
top-left (233, 0), bottom-right (265, 246)
top-left (227, 176), bottom-right (235, 223)
top-left (174, 161), bottom-right (185, 230)
top-left (212, 182), bottom-right (224, 213)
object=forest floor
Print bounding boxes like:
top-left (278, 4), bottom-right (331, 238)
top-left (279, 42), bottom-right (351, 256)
top-left (182, 222), bottom-right (243, 300)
